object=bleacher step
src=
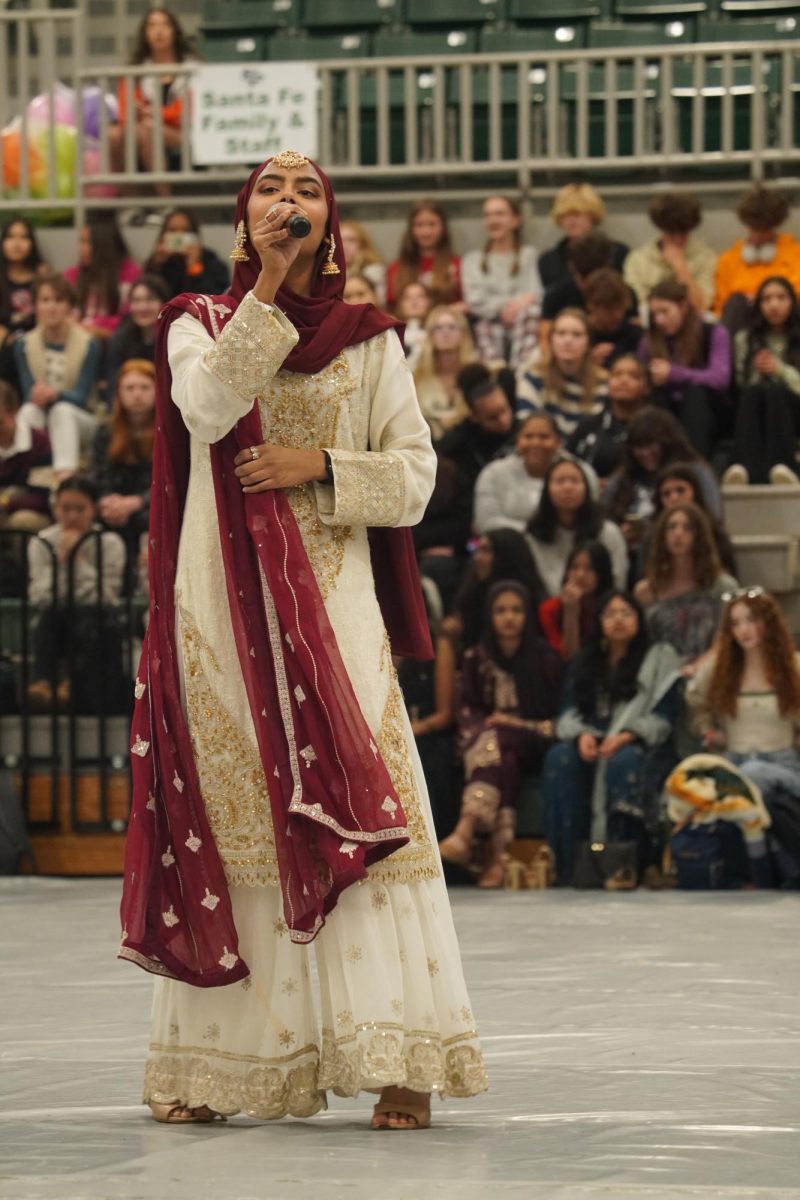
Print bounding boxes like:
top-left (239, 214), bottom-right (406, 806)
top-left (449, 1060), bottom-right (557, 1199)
top-left (722, 484), bottom-right (800, 538)
top-left (731, 533), bottom-right (799, 593)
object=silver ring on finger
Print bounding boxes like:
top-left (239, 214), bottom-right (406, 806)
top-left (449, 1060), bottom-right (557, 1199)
top-left (249, 446), bottom-right (259, 462)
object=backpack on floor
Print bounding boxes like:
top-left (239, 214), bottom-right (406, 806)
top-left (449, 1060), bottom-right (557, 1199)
top-left (669, 821), bottom-right (748, 890)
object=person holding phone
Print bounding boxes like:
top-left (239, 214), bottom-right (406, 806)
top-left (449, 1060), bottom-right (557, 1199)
top-left (145, 208), bottom-right (229, 299)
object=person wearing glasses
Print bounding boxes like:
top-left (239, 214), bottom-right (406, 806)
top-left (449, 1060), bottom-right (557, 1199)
top-left (412, 306), bottom-right (477, 440)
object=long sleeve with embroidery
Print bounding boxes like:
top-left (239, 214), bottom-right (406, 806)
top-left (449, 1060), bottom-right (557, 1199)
top-left (167, 292), bottom-right (300, 443)
top-left (314, 329), bottom-right (436, 528)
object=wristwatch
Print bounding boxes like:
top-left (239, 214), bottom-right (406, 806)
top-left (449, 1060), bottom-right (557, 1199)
top-left (322, 450), bottom-right (335, 487)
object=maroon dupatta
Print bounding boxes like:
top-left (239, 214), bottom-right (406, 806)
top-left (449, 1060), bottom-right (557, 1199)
top-left (120, 156), bottom-right (431, 987)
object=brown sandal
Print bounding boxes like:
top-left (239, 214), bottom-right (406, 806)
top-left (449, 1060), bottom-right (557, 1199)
top-left (149, 1101), bottom-right (227, 1124)
top-left (371, 1086), bottom-right (431, 1131)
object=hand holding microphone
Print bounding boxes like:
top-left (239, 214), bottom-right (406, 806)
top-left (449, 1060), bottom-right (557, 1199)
top-left (267, 201), bottom-right (311, 239)
top-left (250, 201), bottom-right (314, 304)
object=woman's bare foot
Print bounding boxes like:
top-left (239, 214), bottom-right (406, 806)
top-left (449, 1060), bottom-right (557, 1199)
top-left (149, 1101), bottom-right (226, 1124)
top-left (371, 1085), bottom-right (431, 1130)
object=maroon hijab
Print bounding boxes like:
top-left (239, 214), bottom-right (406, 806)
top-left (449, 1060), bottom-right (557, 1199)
top-left (120, 155), bottom-right (431, 988)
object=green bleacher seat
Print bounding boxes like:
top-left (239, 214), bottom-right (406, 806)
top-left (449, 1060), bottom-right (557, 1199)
top-left (303, 0), bottom-right (403, 29)
top-left (588, 20), bottom-right (694, 45)
top-left (559, 62), bottom-right (656, 156)
top-left (372, 27), bottom-right (479, 52)
top-left (406, 0), bottom-right (505, 23)
top-left (671, 58), bottom-right (781, 153)
top-left (200, 0), bottom-right (299, 32)
top-left (508, 0), bottom-right (605, 18)
top-left (199, 32), bottom-right (267, 60)
top-left (615, 0), bottom-right (706, 14)
top-left (480, 23), bottom-right (587, 50)
top-left (267, 31), bottom-right (372, 59)
top-left (720, 0), bottom-right (800, 10)
top-left (697, 16), bottom-right (799, 39)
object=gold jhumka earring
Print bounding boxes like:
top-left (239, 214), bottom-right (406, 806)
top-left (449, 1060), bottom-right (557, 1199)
top-left (230, 220), bottom-right (249, 262)
top-left (321, 233), bottom-right (340, 276)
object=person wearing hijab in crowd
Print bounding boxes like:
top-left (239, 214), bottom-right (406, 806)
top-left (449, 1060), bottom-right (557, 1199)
top-left (120, 151), bottom-right (487, 1133)
top-left (440, 581), bottom-right (563, 888)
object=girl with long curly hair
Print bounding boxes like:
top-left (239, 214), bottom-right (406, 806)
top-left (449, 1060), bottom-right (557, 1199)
top-left (724, 275), bottom-right (800, 485)
top-left (386, 199), bottom-right (462, 310)
top-left (687, 587), bottom-right (800, 883)
top-left (634, 502), bottom-right (737, 672)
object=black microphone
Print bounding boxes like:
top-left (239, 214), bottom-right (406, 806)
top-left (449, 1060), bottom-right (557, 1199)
top-left (268, 203), bottom-right (311, 239)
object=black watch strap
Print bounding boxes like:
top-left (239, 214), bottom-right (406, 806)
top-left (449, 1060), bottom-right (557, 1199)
top-left (322, 450), bottom-right (335, 486)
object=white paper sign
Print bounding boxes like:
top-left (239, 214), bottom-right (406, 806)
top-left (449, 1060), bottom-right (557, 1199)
top-left (190, 63), bottom-right (318, 165)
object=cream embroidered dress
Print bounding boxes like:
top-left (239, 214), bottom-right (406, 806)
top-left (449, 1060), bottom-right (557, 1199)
top-left (143, 292), bottom-right (488, 1118)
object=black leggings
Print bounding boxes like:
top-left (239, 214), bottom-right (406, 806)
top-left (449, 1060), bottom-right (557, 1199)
top-left (733, 381), bottom-right (800, 483)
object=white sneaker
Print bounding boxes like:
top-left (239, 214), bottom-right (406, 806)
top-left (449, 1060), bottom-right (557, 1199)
top-left (769, 464), bottom-right (800, 485)
top-left (722, 464), bottom-right (749, 485)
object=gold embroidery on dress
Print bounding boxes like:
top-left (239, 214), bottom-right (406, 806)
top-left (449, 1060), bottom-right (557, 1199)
top-left (326, 449), bottom-right (406, 526)
top-left (203, 291), bottom-right (295, 399)
top-left (179, 603), bottom-right (279, 887)
top-left (318, 1024), bottom-right (488, 1100)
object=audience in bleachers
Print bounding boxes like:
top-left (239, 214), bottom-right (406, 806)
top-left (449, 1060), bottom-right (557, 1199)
top-left (386, 199), bottom-right (462, 310)
top-left (725, 275), bottom-right (800, 485)
top-left (538, 183), bottom-right (628, 290)
top-left (517, 308), bottom-right (608, 438)
top-left (638, 279), bottom-right (732, 457)
top-left (439, 581), bottom-right (563, 887)
top-left (105, 273), bottom-right (168, 399)
top-left (413, 306), bottom-right (475, 439)
top-left (26, 475), bottom-right (127, 712)
top-left (525, 459), bottom-right (628, 597)
top-left (542, 589), bottom-right (682, 887)
top-left (686, 587), bottom-right (800, 887)
top-left (714, 186), bottom-right (800, 326)
top-left (624, 192), bottom-right (717, 314)
top-left (64, 216), bottom-right (140, 341)
top-left (342, 274), bottom-right (380, 306)
top-left (639, 462), bottom-right (738, 582)
top-left (566, 354), bottom-right (650, 484)
top-left (445, 529), bottom-right (545, 651)
top-left (539, 230), bottom-right (630, 348)
top-left (395, 281), bottom-right (432, 370)
top-left (436, 362), bottom-right (515, 497)
top-left (583, 269), bottom-right (642, 368)
top-left (0, 381), bottom-right (51, 534)
top-left (14, 275), bottom-right (101, 477)
top-left (474, 411), bottom-right (598, 536)
top-left (340, 219), bottom-right (386, 307)
top-left (110, 6), bottom-right (197, 179)
top-left (634, 502), bottom-right (737, 673)
top-left (538, 540), bottom-right (614, 662)
top-left (90, 358), bottom-right (155, 546)
top-left (144, 208), bottom-right (229, 298)
top-left (462, 195), bottom-right (541, 369)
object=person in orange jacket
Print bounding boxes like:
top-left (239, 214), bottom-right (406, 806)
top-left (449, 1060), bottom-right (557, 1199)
top-left (713, 186), bottom-right (800, 327)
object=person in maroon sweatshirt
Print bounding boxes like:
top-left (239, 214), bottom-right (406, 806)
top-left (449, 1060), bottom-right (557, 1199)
top-left (0, 380), bottom-right (51, 533)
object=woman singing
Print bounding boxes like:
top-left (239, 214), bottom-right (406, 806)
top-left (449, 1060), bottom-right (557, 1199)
top-left (119, 152), bottom-right (487, 1130)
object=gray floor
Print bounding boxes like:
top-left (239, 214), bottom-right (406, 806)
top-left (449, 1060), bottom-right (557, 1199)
top-left (1, 879), bottom-right (799, 1200)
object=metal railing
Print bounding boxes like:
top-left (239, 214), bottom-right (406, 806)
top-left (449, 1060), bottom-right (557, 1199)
top-left (0, 529), bottom-right (142, 836)
top-left (1, 32), bottom-right (799, 213)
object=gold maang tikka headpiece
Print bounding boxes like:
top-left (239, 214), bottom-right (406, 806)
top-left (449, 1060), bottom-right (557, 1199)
top-left (270, 149), bottom-right (311, 170)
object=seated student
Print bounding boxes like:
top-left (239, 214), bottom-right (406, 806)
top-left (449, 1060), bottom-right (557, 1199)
top-left (538, 540), bottom-right (614, 661)
top-left (386, 198), bottom-right (462, 309)
top-left (447, 528), bottom-right (546, 650)
top-left (413, 306), bottom-right (476, 440)
top-left (624, 192), bottom-right (717, 314)
top-left (342, 274), bottom-right (380, 306)
top-left (0, 380), bottom-right (51, 533)
top-left (436, 362), bottom-right (515, 489)
top-left (439, 581), bottom-right (564, 887)
top-left (63, 216), bottom-right (141, 341)
top-left (462, 194), bottom-right (541, 369)
top-left (686, 586), bottom-right (800, 887)
top-left (105, 273), bottom-right (169, 400)
top-left (634, 502), bottom-right (737, 674)
top-left (567, 354), bottom-right (650, 484)
top-left (517, 308), bottom-right (608, 439)
top-left (539, 232), bottom-right (636, 350)
top-left (0, 218), bottom-right (48, 365)
top-left (474, 411), bottom-right (599, 535)
top-left (14, 275), bottom-right (101, 477)
top-left (26, 475), bottom-right (126, 712)
top-left (637, 462), bottom-right (737, 582)
top-left (340, 218), bottom-right (387, 307)
top-left (144, 208), bottom-right (229, 299)
top-left (542, 589), bottom-right (682, 887)
top-left (525, 458), bottom-right (628, 597)
top-left (638, 279), bottom-right (731, 458)
top-left (396, 281), bottom-right (432, 371)
top-left (90, 359), bottom-right (155, 545)
top-left (724, 275), bottom-right (800, 486)
top-left (583, 269), bottom-right (642, 368)
top-left (603, 407), bottom-right (721, 562)
top-left (538, 182), bottom-right (628, 290)
top-left (714, 186), bottom-right (800, 325)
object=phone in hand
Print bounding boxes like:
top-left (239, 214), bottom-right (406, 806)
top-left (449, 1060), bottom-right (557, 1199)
top-left (163, 232), bottom-right (198, 253)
